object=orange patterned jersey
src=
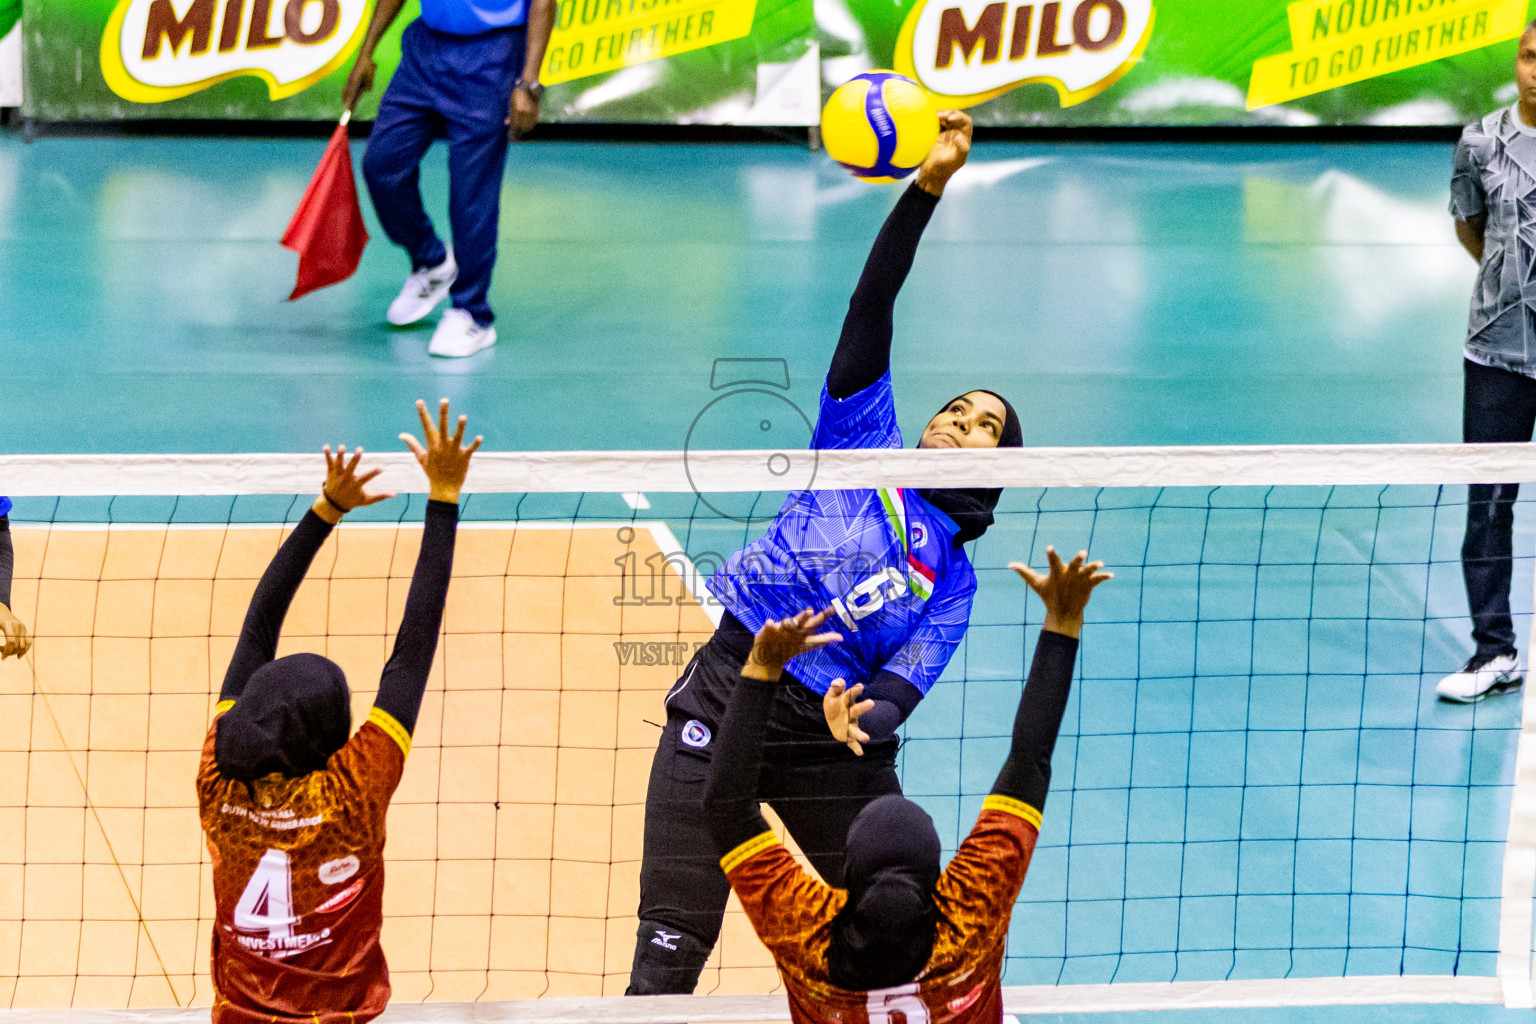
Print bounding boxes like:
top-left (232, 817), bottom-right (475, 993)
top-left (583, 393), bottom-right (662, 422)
top-left (723, 794), bottom-right (1042, 1024)
top-left (197, 705), bottom-right (413, 1024)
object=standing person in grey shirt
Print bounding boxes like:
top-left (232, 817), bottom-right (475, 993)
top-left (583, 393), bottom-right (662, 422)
top-left (1441, 20), bottom-right (1536, 702)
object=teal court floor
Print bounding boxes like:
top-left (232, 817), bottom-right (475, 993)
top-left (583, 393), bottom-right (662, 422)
top-left (4, 131), bottom-right (1532, 1018)
top-left (0, 133), bottom-right (1477, 453)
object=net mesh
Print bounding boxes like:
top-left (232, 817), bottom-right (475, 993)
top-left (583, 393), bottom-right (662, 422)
top-left (0, 462), bottom-right (1531, 1012)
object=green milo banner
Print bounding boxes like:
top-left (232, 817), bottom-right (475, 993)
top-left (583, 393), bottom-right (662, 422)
top-left (21, 0), bottom-right (818, 122)
top-left (18, 0), bottom-right (1536, 122)
top-left (843, 0), bottom-right (1536, 125)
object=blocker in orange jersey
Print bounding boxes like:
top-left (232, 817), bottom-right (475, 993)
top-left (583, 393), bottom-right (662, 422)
top-left (701, 546), bottom-right (1108, 1023)
top-left (198, 709), bottom-right (409, 1024)
top-left (722, 798), bottom-right (1040, 1024)
top-left (194, 402), bottom-right (480, 1024)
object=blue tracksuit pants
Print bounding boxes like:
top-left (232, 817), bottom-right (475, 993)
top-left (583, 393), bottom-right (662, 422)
top-left (362, 19), bottom-right (525, 326)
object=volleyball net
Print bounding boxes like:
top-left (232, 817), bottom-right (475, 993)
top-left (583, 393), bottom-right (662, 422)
top-left (4, 442), bottom-right (1536, 1020)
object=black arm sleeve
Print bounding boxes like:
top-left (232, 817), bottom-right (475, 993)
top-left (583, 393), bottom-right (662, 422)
top-left (857, 670), bottom-right (923, 740)
top-left (825, 183), bottom-right (941, 400)
top-left (372, 500), bottom-right (459, 735)
top-left (703, 675), bottom-right (777, 860)
top-left (0, 517), bottom-right (12, 608)
top-left (219, 510), bottom-right (335, 703)
top-left (990, 630), bottom-right (1080, 811)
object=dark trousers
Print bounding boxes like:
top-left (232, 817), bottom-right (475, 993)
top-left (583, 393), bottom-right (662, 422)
top-left (1463, 358), bottom-right (1536, 659)
top-left (361, 20), bottom-right (522, 325)
top-left (628, 637), bottom-right (901, 995)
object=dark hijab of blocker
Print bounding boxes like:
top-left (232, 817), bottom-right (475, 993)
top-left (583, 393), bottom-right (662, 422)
top-left (215, 653), bottom-right (352, 782)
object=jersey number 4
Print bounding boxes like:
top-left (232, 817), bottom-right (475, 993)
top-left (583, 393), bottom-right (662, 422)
top-left (867, 983), bottom-right (930, 1024)
top-left (234, 849), bottom-right (298, 939)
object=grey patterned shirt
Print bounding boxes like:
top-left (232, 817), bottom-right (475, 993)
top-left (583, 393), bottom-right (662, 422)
top-left (1451, 105), bottom-right (1536, 377)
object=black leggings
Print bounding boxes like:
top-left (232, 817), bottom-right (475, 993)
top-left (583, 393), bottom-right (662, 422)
top-left (0, 517), bottom-right (11, 608)
top-left (627, 635), bottom-right (901, 995)
top-left (1462, 359), bottom-right (1536, 659)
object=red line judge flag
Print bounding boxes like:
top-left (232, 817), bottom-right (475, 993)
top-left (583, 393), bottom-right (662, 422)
top-left (282, 118), bottom-right (369, 301)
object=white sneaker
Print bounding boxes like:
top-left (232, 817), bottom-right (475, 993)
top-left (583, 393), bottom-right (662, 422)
top-left (1436, 653), bottom-right (1523, 703)
top-left (387, 251), bottom-right (457, 326)
top-left (428, 308), bottom-right (496, 358)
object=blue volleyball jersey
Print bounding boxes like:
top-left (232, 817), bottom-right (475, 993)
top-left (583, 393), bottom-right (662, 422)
top-left (419, 0), bottom-right (526, 35)
top-left (0, 496), bottom-right (10, 519)
top-left (706, 374), bottom-right (977, 697)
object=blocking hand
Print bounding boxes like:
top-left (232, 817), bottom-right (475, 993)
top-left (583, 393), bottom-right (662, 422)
top-left (400, 398), bottom-right (482, 504)
top-left (317, 445), bottom-right (394, 522)
top-left (745, 608), bottom-right (842, 681)
top-left (1009, 546), bottom-right (1112, 640)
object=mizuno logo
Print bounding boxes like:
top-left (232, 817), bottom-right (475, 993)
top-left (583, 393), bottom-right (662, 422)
top-left (651, 930), bottom-right (681, 950)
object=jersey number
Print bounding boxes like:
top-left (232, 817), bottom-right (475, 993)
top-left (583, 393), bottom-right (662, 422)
top-left (867, 983), bottom-right (930, 1024)
top-left (234, 849), bottom-right (297, 939)
top-left (832, 567), bottom-right (908, 632)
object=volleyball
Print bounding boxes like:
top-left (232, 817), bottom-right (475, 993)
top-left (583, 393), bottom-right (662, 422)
top-left (820, 71), bottom-right (939, 184)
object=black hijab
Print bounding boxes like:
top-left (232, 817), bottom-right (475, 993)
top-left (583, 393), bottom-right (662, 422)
top-left (917, 389), bottom-right (1023, 547)
top-left (214, 653), bottom-right (352, 782)
top-left (827, 795), bottom-right (943, 990)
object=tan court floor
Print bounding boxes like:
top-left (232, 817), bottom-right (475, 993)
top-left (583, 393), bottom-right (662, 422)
top-left (0, 521), bottom-right (797, 1009)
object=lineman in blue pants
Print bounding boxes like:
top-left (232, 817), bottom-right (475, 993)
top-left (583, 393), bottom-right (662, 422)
top-left (344, 0), bottom-right (553, 358)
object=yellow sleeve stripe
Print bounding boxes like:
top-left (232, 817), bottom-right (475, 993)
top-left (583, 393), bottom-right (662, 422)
top-left (720, 831), bottom-right (780, 874)
top-left (983, 794), bottom-right (1042, 829)
top-left (367, 707), bottom-right (412, 757)
top-left (215, 700), bottom-right (235, 714)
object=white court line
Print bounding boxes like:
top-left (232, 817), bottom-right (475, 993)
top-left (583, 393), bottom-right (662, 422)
top-left (644, 520), bottom-right (724, 627)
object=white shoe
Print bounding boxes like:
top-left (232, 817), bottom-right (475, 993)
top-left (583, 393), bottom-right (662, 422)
top-left (1436, 653), bottom-right (1523, 703)
top-left (428, 308), bottom-right (496, 358)
top-left (387, 251), bottom-right (457, 326)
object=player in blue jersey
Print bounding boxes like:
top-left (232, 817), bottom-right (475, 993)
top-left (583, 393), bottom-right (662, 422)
top-left (628, 110), bottom-right (1027, 995)
top-left (0, 495), bottom-right (28, 660)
